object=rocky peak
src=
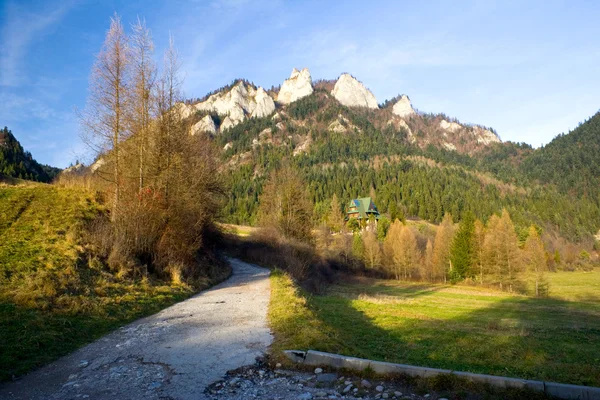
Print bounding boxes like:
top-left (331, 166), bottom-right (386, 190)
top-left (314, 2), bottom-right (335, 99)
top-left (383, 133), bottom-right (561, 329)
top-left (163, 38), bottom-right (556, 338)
top-left (277, 67), bottom-right (314, 105)
top-left (392, 95), bottom-right (415, 118)
top-left (191, 115), bottom-right (217, 135)
top-left (331, 73), bottom-right (378, 109)
top-left (195, 81), bottom-right (275, 131)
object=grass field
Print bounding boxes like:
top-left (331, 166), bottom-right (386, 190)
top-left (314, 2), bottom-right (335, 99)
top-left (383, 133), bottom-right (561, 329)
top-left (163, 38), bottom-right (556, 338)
top-left (0, 185), bottom-right (228, 381)
top-left (269, 269), bottom-right (600, 387)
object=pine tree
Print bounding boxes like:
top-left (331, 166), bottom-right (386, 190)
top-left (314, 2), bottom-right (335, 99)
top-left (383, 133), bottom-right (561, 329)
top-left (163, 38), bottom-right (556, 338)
top-left (449, 211), bottom-right (475, 282)
top-left (327, 193), bottom-right (344, 233)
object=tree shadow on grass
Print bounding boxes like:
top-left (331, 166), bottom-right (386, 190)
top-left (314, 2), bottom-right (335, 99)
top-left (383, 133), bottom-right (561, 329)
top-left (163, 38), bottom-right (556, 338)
top-left (300, 282), bottom-right (600, 388)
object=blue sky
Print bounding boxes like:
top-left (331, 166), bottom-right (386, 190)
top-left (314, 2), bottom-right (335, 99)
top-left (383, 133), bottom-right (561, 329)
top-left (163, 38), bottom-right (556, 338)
top-left (1, 0), bottom-right (599, 168)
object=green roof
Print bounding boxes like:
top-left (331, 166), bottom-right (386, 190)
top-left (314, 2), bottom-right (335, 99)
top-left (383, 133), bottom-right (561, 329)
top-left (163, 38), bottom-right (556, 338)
top-left (346, 197), bottom-right (380, 220)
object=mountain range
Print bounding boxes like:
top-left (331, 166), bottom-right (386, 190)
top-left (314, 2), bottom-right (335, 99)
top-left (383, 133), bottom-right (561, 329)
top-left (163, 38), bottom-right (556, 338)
top-left (174, 68), bottom-right (599, 244)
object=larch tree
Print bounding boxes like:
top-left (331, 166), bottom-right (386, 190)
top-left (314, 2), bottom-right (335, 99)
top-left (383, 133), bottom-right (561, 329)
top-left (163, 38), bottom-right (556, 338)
top-left (257, 165), bottom-right (313, 243)
top-left (384, 221), bottom-right (419, 279)
top-left (128, 17), bottom-right (156, 192)
top-left (362, 230), bottom-right (381, 269)
top-left (328, 193), bottom-right (345, 233)
top-left (483, 210), bottom-right (522, 291)
top-left (472, 219), bottom-right (486, 284)
top-left (432, 213), bottom-right (454, 282)
top-left (422, 239), bottom-right (434, 281)
top-left (80, 13), bottom-right (129, 220)
top-left (523, 225), bottom-right (548, 297)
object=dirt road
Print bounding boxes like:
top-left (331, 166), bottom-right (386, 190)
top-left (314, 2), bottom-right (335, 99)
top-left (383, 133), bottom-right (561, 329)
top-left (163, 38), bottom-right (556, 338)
top-left (0, 258), bottom-right (272, 400)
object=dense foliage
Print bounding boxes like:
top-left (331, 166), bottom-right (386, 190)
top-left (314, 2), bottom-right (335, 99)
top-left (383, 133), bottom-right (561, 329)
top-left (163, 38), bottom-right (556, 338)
top-left (0, 127), bottom-right (61, 182)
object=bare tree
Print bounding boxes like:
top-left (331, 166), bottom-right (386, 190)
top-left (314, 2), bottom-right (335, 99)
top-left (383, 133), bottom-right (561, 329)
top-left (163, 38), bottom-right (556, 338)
top-left (362, 230), bottom-right (381, 269)
top-left (80, 13), bottom-right (129, 220)
top-left (128, 17), bottom-right (156, 192)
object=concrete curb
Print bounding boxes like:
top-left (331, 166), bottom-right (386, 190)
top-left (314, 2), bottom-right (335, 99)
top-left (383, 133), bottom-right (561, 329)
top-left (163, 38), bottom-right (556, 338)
top-left (284, 350), bottom-right (600, 400)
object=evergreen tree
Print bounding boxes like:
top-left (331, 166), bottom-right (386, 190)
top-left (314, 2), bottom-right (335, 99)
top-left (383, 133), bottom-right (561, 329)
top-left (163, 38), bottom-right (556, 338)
top-left (449, 211), bottom-right (475, 282)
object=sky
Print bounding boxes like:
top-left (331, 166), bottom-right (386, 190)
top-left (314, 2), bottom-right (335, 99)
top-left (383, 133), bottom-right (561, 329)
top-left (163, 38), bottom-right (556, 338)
top-left (1, 0), bottom-right (599, 168)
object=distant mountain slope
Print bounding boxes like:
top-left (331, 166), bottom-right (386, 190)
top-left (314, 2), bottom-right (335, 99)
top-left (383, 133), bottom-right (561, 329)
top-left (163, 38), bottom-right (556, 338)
top-left (0, 127), bottom-right (61, 182)
top-left (147, 69), bottom-right (600, 242)
top-left (521, 111), bottom-right (600, 201)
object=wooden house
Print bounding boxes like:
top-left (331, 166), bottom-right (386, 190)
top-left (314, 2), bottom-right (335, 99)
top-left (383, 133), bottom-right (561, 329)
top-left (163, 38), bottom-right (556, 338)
top-left (346, 197), bottom-right (380, 221)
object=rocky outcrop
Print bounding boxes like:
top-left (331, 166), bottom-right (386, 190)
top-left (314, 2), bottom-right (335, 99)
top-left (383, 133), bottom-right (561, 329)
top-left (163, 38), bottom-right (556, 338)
top-left (174, 103), bottom-right (194, 119)
top-left (328, 114), bottom-right (360, 134)
top-left (191, 115), bottom-right (217, 135)
top-left (473, 126), bottom-right (501, 144)
top-left (195, 81), bottom-right (275, 131)
top-left (253, 88), bottom-right (276, 118)
top-left (90, 158), bottom-right (105, 173)
top-left (439, 120), bottom-right (462, 133)
top-left (331, 74), bottom-right (378, 109)
top-left (277, 68), bottom-right (313, 104)
top-left (392, 95), bottom-right (415, 118)
top-left (387, 117), bottom-right (414, 142)
top-left (293, 134), bottom-right (312, 156)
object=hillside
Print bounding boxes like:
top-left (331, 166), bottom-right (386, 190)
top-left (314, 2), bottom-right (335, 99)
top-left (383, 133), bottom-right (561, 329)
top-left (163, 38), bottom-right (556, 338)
top-left (0, 184), bottom-right (224, 380)
top-left (169, 69), bottom-right (599, 243)
top-left (0, 127), bottom-right (61, 183)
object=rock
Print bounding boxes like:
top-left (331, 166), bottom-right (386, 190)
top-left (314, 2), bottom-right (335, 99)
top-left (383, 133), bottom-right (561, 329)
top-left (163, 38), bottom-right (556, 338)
top-left (473, 126), bottom-right (501, 144)
top-left (78, 360), bottom-right (89, 368)
top-left (252, 87), bottom-right (276, 118)
top-left (353, 387), bottom-right (358, 392)
top-left (314, 368), bottom-right (323, 374)
top-left (148, 381), bottom-right (162, 390)
top-left (375, 385), bottom-right (384, 392)
top-left (443, 141), bottom-right (457, 151)
top-left (343, 384), bottom-right (353, 393)
top-left (277, 68), bottom-right (314, 104)
top-left (173, 102), bottom-right (194, 119)
top-left (195, 81), bottom-right (275, 131)
top-left (275, 363), bottom-right (282, 368)
top-left (191, 115), bottom-right (217, 135)
top-left (316, 373), bottom-right (337, 383)
top-left (424, 394), bottom-right (430, 398)
top-left (439, 398), bottom-right (449, 400)
top-left (361, 379), bottom-right (372, 388)
top-left (90, 158), bottom-right (105, 173)
top-left (394, 391), bottom-right (403, 397)
top-left (315, 391), bottom-right (327, 398)
top-left (439, 119), bottom-right (462, 133)
top-left (344, 380), bottom-right (352, 385)
top-left (392, 95), bottom-right (415, 118)
top-left (298, 392), bottom-right (313, 399)
top-left (382, 393), bottom-right (389, 399)
top-left (223, 142), bottom-right (233, 151)
top-left (331, 73), bottom-right (378, 109)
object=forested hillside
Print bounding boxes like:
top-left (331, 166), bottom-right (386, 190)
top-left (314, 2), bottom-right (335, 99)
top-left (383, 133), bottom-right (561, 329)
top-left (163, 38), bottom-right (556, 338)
top-left (209, 90), bottom-right (600, 243)
top-left (0, 127), bottom-right (61, 182)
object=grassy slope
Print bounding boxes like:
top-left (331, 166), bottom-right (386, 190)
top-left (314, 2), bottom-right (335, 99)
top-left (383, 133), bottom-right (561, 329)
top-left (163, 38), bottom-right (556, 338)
top-left (0, 185), bottom-right (226, 381)
top-left (269, 270), bottom-right (600, 387)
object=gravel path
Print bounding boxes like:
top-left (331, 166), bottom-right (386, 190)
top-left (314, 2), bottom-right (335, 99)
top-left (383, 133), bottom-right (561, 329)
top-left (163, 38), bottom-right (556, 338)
top-left (0, 258), bottom-right (272, 400)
